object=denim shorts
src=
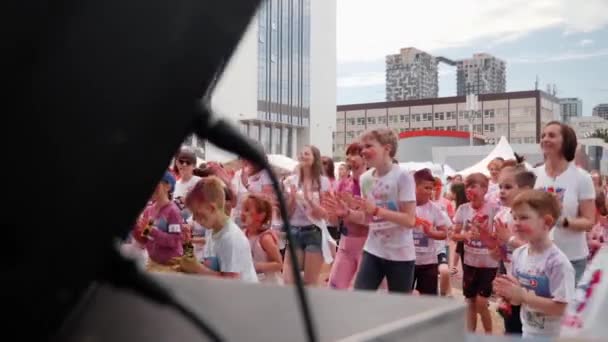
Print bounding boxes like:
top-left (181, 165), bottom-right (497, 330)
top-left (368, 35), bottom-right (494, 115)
top-left (289, 225), bottom-right (322, 253)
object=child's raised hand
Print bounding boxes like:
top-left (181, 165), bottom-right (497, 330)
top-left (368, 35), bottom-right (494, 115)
top-left (416, 217), bottom-right (433, 235)
top-left (493, 274), bottom-right (523, 304)
top-left (350, 196), bottom-right (376, 216)
top-left (322, 194), bottom-right (347, 218)
top-left (494, 219), bottom-right (512, 244)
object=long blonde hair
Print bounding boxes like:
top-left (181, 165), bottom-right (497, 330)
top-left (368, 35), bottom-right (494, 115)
top-left (299, 145), bottom-right (323, 191)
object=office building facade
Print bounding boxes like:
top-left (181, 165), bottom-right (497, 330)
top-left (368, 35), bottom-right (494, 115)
top-left (200, 0), bottom-right (336, 162)
top-left (593, 104), bottom-right (608, 120)
top-left (559, 98), bottom-right (583, 122)
top-left (334, 90), bottom-right (559, 160)
top-left (386, 48), bottom-right (438, 101)
top-left (456, 53), bottom-right (506, 96)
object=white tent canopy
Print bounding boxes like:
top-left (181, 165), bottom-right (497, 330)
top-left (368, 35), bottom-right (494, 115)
top-left (399, 162), bottom-right (443, 177)
top-left (443, 164), bottom-right (457, 178)
top-left (457, 136), bottom-right (516, 177)
top-left (267, 154), bottom-right (298, 172)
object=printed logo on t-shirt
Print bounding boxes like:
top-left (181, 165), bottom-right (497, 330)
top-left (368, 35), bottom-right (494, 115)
top-left (541, 186), bottom-right (566, 203)
top-left (413, 229), bottom-right (430, 248)
top-left (168, 224), bottom-right (181, 233)
top-left (464, 214), bottom-right (490, 251)
top-left (516, 271), bottom-right (551, 297)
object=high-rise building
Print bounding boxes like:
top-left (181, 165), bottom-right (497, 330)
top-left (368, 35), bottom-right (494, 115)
top-left (456, 53), bottom-right (506, 96)
top-left (559, 98), bottom-right (583, 122)
top-left (386, 48), bottom-right (438, 101)
top-left (593, 103), bottom-right (608, 120)
top-left (195, 0), bottom-right (336, 162)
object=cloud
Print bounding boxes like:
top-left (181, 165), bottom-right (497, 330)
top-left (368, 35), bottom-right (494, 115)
top-left (337, 72), bottom-right (385, 88)
top-left (579, 39), bottom-right (594, 46)
top-left (508, 48), bottom-right (608, 64)
top-left (337, 0), bottom-right (608, 62)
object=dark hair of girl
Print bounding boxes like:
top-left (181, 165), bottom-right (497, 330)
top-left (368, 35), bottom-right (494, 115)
top-left (451, 183), bottom-right (469, 209)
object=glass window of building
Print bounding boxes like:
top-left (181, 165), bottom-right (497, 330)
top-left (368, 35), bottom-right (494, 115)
top-left (435, 112), bottom-right (444, 121)
top-left (272, 126), bottom-right (281, 154)
top-left (378, 116), bottom-right (387, 124)
top-left (250, 123), bottom-right (260, 141)
top-left (261, 125), bottom-right (271, 152)
top-left (367, 117), bottom-right (376, 124)
top-left (357, 117), bottom-right (365, 125)
top-left (400, 114), bottom-right (409, 122)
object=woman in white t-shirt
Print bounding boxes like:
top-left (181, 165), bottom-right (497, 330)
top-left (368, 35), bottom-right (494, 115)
top-left (534, 121), bottom-right (596, 284)
top-left (173, 147), bottom-right (201, 198)
top-left (173, 147), bottom-right (201, 219)
top-left (283, 145), bottom-right (333, 286)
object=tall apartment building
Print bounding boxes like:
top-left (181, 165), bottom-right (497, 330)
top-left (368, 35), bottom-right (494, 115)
top-left (559, 97), bottom-right (583, 122)
top-left (456, 53), bottom-right (506, 96)
top-left (334, 90), bottom-right (560, 159)
top-left (192, 0), bottom-right (336, 162)
top-left (386, 48), bottom-right (438, 101)
top-left (593, 103), bottom-right (608, 120)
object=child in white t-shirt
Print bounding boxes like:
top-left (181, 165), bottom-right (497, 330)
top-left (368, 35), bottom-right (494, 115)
top-left (494, 190), bottom-right (575, 339)
top-left (336, 128), bottom-right (417, 293)
top-left (412, 169), bottom-right (450, 295)
top-left (452, 173), bottom-right (500, 334)
top-left (492, 166), bottom-right (536, 335)
top-left (177, 176), bottom-right (258, 283)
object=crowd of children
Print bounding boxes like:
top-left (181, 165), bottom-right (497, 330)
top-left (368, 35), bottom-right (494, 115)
top-left (123, 121), bottom-right (607, 339)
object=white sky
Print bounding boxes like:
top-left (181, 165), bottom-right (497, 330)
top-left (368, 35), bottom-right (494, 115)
top-left (337, 0), bottom-right (608, 62)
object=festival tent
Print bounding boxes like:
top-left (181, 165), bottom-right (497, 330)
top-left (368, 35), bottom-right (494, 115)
top-left (399, 162), bottom-right (444, 177)
top-left (456, 136), bottom-right (517, 177)
top-left (443, 164), bottom-right (457, 178)
top-left (267, 154), bottom-right (298, 173)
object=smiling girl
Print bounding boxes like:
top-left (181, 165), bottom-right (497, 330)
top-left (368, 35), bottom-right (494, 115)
top-left (330, 129), bottom-right (417, 293)
top-left (283, 145), bottom-right (333, 286)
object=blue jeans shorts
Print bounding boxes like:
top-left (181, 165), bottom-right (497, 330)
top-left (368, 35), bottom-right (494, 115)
top-left (289, 225), bottom-right (322, 253)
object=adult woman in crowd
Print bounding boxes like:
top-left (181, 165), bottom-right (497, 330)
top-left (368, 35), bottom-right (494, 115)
top-left (534, 121), bottom-right (595, 284)
top-left (173, 147), bottom-right (201, 200)
top-left (231, 155), bottom-right (274, 228)
top-left (322, 156), bottom-right (340, 242)
top-left (283, 145), bottom-right (333, 285)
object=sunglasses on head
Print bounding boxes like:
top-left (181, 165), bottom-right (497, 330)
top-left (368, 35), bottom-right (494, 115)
top-left (178, 159), bottom-right (193, 166)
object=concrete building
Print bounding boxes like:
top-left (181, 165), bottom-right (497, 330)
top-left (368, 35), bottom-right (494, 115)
top-left (195, 0), bottom-right (336, 162)
top-left (396, 130), bottom-right (484, 163)
top-left (334, 90), bottom-right (560, 160)
top-left (568, 116), bottom-right (608, 137)
top-left (593, 103), bottom-right (608, 120)
top-left (559, 98), bottom-right (583, 122)
top-left (386, 48), bottom-right (438, 101)
top-left (456, 53), bottom-right (506, 96)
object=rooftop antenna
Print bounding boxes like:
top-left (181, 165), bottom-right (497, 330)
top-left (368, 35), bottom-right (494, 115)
top-left (535, 75), bottom-right (539, 90)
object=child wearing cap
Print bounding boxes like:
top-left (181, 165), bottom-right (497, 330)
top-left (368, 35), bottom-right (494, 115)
top-left (133, 171), bottom-right (185, 267)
